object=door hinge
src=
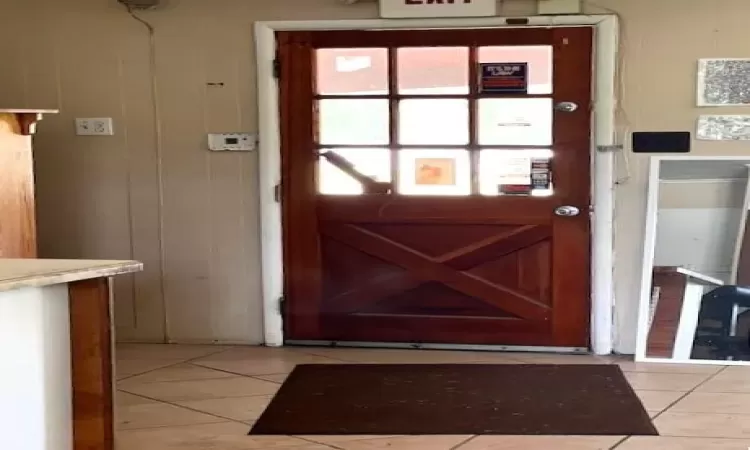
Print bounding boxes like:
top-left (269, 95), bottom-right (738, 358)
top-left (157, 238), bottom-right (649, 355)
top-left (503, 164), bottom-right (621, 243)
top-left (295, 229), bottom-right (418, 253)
top-left (273, 58), bottom-right (281, 79)
top-left (278, 296), bottom-right (286, 314)
top-left (273, 183), bottom-right (281, 203)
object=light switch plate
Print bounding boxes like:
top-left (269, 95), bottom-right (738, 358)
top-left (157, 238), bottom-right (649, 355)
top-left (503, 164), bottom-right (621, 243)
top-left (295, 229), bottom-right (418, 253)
top-left (208, 133), bottom-right (256, 151)
top-left (76, 118), bottom-right (114, 136)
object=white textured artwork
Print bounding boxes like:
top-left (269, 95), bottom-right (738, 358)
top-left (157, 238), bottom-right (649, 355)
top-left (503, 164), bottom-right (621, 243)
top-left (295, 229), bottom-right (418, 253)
top-left (697, 59), bottom-right (750, 106)
top-left (697, 115), bottom-right (750, 141)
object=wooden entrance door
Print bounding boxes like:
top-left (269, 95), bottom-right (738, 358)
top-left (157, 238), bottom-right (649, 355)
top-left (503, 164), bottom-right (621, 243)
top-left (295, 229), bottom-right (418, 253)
top-left (278, 27), bottom-right (593, 348)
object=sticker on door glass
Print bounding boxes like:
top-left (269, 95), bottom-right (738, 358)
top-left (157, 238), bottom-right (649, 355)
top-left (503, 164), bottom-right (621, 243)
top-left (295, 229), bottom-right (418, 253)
top-left (531, 158), bottom-right (551, 190)
top-left (479, 150), bottom-right (553, 197)
top-left (496, 156), bottom-right (531, 195)
top-left (414, 158), bottom-right (456, 186)
top-left (479, 63), bottom-right (528, 94)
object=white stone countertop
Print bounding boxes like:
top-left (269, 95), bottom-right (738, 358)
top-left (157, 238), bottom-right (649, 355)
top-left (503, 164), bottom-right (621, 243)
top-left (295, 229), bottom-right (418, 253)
top-left (0, 259), bottom-right (142, 293)
top-left (0, 109), bottom-right (59, 114)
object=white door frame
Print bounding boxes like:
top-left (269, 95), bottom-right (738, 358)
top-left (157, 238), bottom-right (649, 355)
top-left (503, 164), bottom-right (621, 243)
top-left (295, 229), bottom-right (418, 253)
top-left (255, 14), bottom-right (619, 355)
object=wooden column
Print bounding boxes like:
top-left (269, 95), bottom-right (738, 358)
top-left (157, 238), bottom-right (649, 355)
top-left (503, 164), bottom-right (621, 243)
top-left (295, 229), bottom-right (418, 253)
top-left (0, 112), bottom-right (42, 258)
top-left (69, 277), bottom-right (114, 450)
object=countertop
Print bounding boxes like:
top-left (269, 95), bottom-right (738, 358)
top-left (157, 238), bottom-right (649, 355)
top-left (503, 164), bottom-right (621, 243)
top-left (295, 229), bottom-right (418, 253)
top-left (0, 109), bottom-right (59, 114)
top-left (0, 259), bottom-right (142, 293)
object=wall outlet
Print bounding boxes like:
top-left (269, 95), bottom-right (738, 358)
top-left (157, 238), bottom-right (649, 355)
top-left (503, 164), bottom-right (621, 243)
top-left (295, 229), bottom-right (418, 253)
top-left (75, 118), bottom-right (114, 136)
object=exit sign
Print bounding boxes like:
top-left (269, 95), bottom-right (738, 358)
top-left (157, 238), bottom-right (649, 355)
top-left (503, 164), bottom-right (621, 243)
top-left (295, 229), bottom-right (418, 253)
top-left (380, 0), bottom-right (497, 19)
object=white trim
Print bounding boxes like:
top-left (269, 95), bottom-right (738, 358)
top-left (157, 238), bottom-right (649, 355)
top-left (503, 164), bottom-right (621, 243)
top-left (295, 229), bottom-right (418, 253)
top-left (672, 283), bottom-right (709, 360)
top-left (256, 23), bottom-right (285, 347)
top-left (635, 157), bottom-right (663, 361)
top-left (590, 14), bottom-right (618, 355)
top-left (255, 15), bottom-right (619, 353)
top-left (729, 166), bottom-right (750, 283)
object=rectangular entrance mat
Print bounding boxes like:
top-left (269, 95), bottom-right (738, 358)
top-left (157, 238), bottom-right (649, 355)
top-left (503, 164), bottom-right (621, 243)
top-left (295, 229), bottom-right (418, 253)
top-left (250, 364), bottom-right (658, 436)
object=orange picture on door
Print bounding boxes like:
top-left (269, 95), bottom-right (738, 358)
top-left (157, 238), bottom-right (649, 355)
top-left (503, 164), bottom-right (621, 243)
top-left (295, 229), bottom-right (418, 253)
top-left (414, 158), bottom-right (456, 186)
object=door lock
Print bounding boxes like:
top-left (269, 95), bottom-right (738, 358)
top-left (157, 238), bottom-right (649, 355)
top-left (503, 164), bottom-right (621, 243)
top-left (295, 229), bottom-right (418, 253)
top-left (554, 205), bottom-right (581, 217)
top-left (554, 102), bottom-right (578, 112)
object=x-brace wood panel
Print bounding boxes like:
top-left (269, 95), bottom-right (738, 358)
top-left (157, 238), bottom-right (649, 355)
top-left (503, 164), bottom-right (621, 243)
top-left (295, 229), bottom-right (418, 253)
top-left (321, 223), bottom-right (552, 321)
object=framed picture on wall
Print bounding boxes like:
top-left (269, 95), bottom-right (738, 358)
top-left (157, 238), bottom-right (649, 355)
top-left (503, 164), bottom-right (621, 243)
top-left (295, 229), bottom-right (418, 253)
top-left (697, 58), bottom-right (750, 106)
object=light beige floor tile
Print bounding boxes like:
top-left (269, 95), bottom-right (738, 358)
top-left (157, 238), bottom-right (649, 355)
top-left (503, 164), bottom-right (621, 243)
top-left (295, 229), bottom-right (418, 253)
top-left (670, 392), bottom-right (750, 414)
top-left (457, 435), bottom-right (624, 449)
top-left (618, 361), bottom-right (724, 375)
top-left (116, 344), bottom-right (229, 361)
top-left (315, 435), bottom-right (471, 449)
top-left (698, 375), bottom-right (750, 393)
top-left (254, 373), bottom-right (289, 384)
top-left (120, 376), bottom-right (279, 402)
top-left (177, 395), bottom-right (273, 421)
top-left (296, 347), bottom-right (524, 364)
top-left (195, 347), bottom-right (344, 363)
top-left (193, 348), bottom-right (344, 376)
top-left (117, 400), bottom-right (226, 430)
top-left (655, 412), bottom-right (750, 438)
top-left (636, 390), bottom-right (686, 411)
top-left (115, 359), bottom-right (178, 379)
top-left (116, 391), bottom-right (154, 407)
top-left (117, 421), bottom-right (325, 449)
top-left (119, 363), bottom-right (237, 383)
top-left (714, 366), bottom-right (750, 379)
top-left (192, 358), bottom-right (342, 377)
top-left (618, 436), bottom-right (750, 449)
top-left (625, 372), bottom-right (711, 391)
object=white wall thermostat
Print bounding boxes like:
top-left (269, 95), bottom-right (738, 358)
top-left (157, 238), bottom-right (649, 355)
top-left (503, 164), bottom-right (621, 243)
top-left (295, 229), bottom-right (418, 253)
top-left (208, 133), bottom-right (257, 151)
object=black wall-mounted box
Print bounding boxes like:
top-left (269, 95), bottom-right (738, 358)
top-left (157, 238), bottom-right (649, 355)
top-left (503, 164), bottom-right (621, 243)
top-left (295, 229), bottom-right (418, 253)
top-left (632, 131), bottom-right (691, 153)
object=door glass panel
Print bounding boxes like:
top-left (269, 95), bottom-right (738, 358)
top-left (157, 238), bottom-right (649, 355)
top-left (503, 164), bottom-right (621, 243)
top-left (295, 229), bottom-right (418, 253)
top-left (478, 46), bottom-right (553, 95)
top-left (478, 98), bottom-right (553, 146)
top-left (398, 149), bottom-right (471, 196)
top-left (318, 148), bottom-right (391, 195)
top-left (399, 99), bottom-right (469, 145)
top-left (318, 99), bottom-right (390, 145)
top-left (479, 149), bottom-right (554, 197)
top-left (316, 48), bottom-right (389, 95)
top-left (397, 47), bottom-right (470, 95)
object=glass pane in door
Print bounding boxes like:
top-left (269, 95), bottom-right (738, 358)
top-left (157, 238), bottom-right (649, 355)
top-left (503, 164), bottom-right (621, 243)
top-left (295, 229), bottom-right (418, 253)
top-left (316, 48), bottom-right (389, 95)
top-left (478, 46), bottom-right (553, 95)
top-left (318, 99), bottom-right (390, 145)
top-left (478, 98), bottom-right (553, 146)
top-left (318, 148), bottom-right (391, 195)
top-left (479, 149), bottom-right (554, 196)
top-left (398, 149), bottom-right (471, 196)
top-left (399, 99), bottom-right (470, 145)
top-left (397, 47), bottom-right (470, 95)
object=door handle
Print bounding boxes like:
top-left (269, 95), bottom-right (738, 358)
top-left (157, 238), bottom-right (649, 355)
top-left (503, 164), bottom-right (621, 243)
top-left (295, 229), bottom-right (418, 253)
top-left (554, 205), bottom-right (581, 217)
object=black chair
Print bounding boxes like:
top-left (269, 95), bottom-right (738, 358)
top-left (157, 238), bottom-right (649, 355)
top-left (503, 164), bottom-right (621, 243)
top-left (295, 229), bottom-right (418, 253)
top-left (692, 285), bottom-right (750, 360)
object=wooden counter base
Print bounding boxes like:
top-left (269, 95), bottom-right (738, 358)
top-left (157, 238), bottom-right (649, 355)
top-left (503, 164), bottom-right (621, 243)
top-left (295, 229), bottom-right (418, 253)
top-left (70, 278), bottom-right (114, 450)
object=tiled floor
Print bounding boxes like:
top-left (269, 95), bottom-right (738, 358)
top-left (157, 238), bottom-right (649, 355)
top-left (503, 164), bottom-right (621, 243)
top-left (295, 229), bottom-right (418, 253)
top-left (115, 344), bottom-right (750, 449)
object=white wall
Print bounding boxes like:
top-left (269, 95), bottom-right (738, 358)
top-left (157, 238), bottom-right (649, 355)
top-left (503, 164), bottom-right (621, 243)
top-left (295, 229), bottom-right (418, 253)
top-left (654, 208), bottom-right (742, 282)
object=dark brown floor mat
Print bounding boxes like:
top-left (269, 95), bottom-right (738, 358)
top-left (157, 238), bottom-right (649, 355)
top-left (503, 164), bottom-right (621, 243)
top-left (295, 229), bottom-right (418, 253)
top-left (250, 364), bottom-right (658, 436)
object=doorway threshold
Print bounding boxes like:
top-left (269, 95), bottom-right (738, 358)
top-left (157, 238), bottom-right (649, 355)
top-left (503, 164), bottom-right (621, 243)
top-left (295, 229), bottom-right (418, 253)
top-left (285, 340), bottom-right (589, 354)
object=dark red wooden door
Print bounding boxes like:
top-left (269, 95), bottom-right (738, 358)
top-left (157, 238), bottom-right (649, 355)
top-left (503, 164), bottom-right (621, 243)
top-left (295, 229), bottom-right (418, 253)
top-left (279, 27), bottom-right (592, 347)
